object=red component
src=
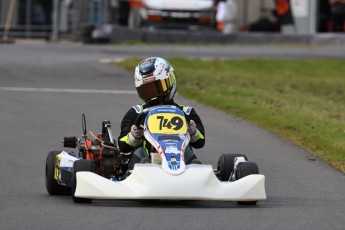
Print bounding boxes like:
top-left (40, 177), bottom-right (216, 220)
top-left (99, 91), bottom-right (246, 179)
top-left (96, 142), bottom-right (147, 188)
top-left (130, 0), bottom-right (145, 8)
top-left (147, 15), bottom-right (163, 22)
top-left (199, 16), bottom-right (212, 24)
top-left (84, 140), bottom-right (94, 160)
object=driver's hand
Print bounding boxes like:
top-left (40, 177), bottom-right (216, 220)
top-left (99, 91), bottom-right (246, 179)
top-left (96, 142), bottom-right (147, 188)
top-left (188, 120), bottom-right (200, 142)
top-left (188, 120), bottom-right (197, 135)
top-left (131, 125), bottom-right (144, 139)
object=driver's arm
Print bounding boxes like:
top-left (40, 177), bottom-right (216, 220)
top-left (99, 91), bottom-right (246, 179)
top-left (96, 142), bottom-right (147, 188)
top-left (118, 108), bottom-right (139, 153)
top-left (188, 108), bottom-right (205, 149)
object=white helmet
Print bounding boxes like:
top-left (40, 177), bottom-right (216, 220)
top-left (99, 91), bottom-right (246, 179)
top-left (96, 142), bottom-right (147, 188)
top-left (134, 57), bottom-right (176, 105)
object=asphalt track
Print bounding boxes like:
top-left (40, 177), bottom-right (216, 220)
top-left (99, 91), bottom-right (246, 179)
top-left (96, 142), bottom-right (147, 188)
top-left (0, 42), bottom-right (345, 230)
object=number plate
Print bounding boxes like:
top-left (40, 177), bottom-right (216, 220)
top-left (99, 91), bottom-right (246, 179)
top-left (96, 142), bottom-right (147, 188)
top-left (147, 113), bottom-right (187, 134)
top-left (170, 12), bottom-right (191, 18)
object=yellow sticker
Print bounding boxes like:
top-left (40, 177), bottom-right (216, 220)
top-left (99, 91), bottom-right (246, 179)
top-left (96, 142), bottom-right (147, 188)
top-left (54, 154), bottom-right (61, 180)
top-left (147, 113), bottom-right (187, 134)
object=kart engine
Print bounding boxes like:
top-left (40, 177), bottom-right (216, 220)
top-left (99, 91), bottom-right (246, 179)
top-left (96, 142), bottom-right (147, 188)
top-left (64, 119), bottom-right (129, 180)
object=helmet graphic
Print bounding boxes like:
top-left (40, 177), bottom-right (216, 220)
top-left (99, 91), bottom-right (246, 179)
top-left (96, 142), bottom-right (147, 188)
top-left (134, 57), bottom-right (176, 105)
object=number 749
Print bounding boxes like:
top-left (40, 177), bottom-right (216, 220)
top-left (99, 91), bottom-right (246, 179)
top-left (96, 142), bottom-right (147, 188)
top-left (156, 116), bottom-right (183, 131)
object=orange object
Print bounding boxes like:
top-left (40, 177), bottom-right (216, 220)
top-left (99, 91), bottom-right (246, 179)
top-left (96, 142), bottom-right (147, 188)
top-left (276, 0), bottom-right (290, 16)
top-left (84, 140), bottom-right (94, 160)
top-left (199, 16), bottom-right (212, 24)
top-left (147, 15), bottom-right (163, 22)
top-left (130, 0), bottom-right (145, 8)
top-left (217, 22), bottom-right (224, 31)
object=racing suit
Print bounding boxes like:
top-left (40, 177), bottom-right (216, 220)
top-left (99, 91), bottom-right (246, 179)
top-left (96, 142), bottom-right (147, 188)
top-left (118, 101), bottom-right (205, 169)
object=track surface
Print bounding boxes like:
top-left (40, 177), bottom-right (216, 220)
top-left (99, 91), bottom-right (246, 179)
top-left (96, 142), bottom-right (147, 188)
top-left (0, 43), bottom-right (344, 230)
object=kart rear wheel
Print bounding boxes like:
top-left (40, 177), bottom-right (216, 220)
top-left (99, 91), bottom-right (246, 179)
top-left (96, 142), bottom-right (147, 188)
top-left (217, 153), bottom-right (248, 181)
top-left (45, 151), bottom-right (71, 195)
top-left (72, 159), bottom-right (96, 203)
top-left (236, 161), bottom-right (259, 205)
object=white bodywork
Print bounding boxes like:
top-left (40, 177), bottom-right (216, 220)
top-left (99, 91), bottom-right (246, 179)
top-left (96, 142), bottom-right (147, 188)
top-left (75, 164), bottom-right (266, 201)
top-left (144, 0), bottom-right (213, 11)
top-left (128, 0), bottom-right (214, 29)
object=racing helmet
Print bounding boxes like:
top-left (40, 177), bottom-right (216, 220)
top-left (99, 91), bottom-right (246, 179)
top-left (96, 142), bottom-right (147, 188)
top-left (134, 57), bottom-right (176, 105)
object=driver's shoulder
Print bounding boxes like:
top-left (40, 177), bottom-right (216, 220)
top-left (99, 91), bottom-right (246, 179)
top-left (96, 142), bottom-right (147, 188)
top-left (131, 103), bottom-right (194, 115)
top-left (132, 104), bottom-right (145, 114)
top-left (177, 104), bottom-right (193, 115)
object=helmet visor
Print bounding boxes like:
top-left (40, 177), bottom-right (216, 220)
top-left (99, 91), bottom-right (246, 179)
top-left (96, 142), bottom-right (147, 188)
top-left (137, 77), bottom-right (174, 101)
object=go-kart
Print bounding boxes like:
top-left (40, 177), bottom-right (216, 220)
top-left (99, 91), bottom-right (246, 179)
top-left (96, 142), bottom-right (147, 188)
top-left (45, 105), bottom-right (266, 205)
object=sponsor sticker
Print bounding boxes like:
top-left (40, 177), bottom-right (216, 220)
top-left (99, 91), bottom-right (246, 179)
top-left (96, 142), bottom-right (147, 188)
top-left (165, 146), bottom-right (179, 154)
top-left (143, 76), bottom-right (156, 84)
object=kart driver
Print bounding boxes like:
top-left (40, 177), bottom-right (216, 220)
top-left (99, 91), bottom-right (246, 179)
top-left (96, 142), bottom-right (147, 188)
top-left (118, 57), bottom-right (205, 170)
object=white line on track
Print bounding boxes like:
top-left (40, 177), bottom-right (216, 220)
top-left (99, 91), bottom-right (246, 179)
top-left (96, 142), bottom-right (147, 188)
top-left (99, 58), bottom-right (126, 64)
top-left (0, 87), bottom-right (137, 94)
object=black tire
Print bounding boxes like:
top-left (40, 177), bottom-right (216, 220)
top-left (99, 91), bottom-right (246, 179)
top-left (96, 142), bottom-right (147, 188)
top-left (236, 161), bottom-right (259, 205)
top-left (71, 159), bottom-right (95, 203)
top-left (236, 161), bottom-right (259, 179)
top-left (45, 151), bottom-right (71, 195)
top-left (217, 153), bottom-right (248, 181)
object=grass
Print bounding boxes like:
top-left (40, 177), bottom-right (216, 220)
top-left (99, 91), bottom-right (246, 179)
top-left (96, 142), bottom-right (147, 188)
top-left (114, 58), bottom-right (345, 173)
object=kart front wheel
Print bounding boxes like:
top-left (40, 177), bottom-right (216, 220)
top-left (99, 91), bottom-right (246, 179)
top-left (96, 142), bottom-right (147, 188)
top-left (236, 161), bottom-right (259, 205)
top-left (217, 153), bottom-right (248, 181)
top-left (45, 151), bottom-right (71, 195)
top-left (72, 159), bottom-right (96, 203)
top-left (236, 161), bottom-right (259, 179)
